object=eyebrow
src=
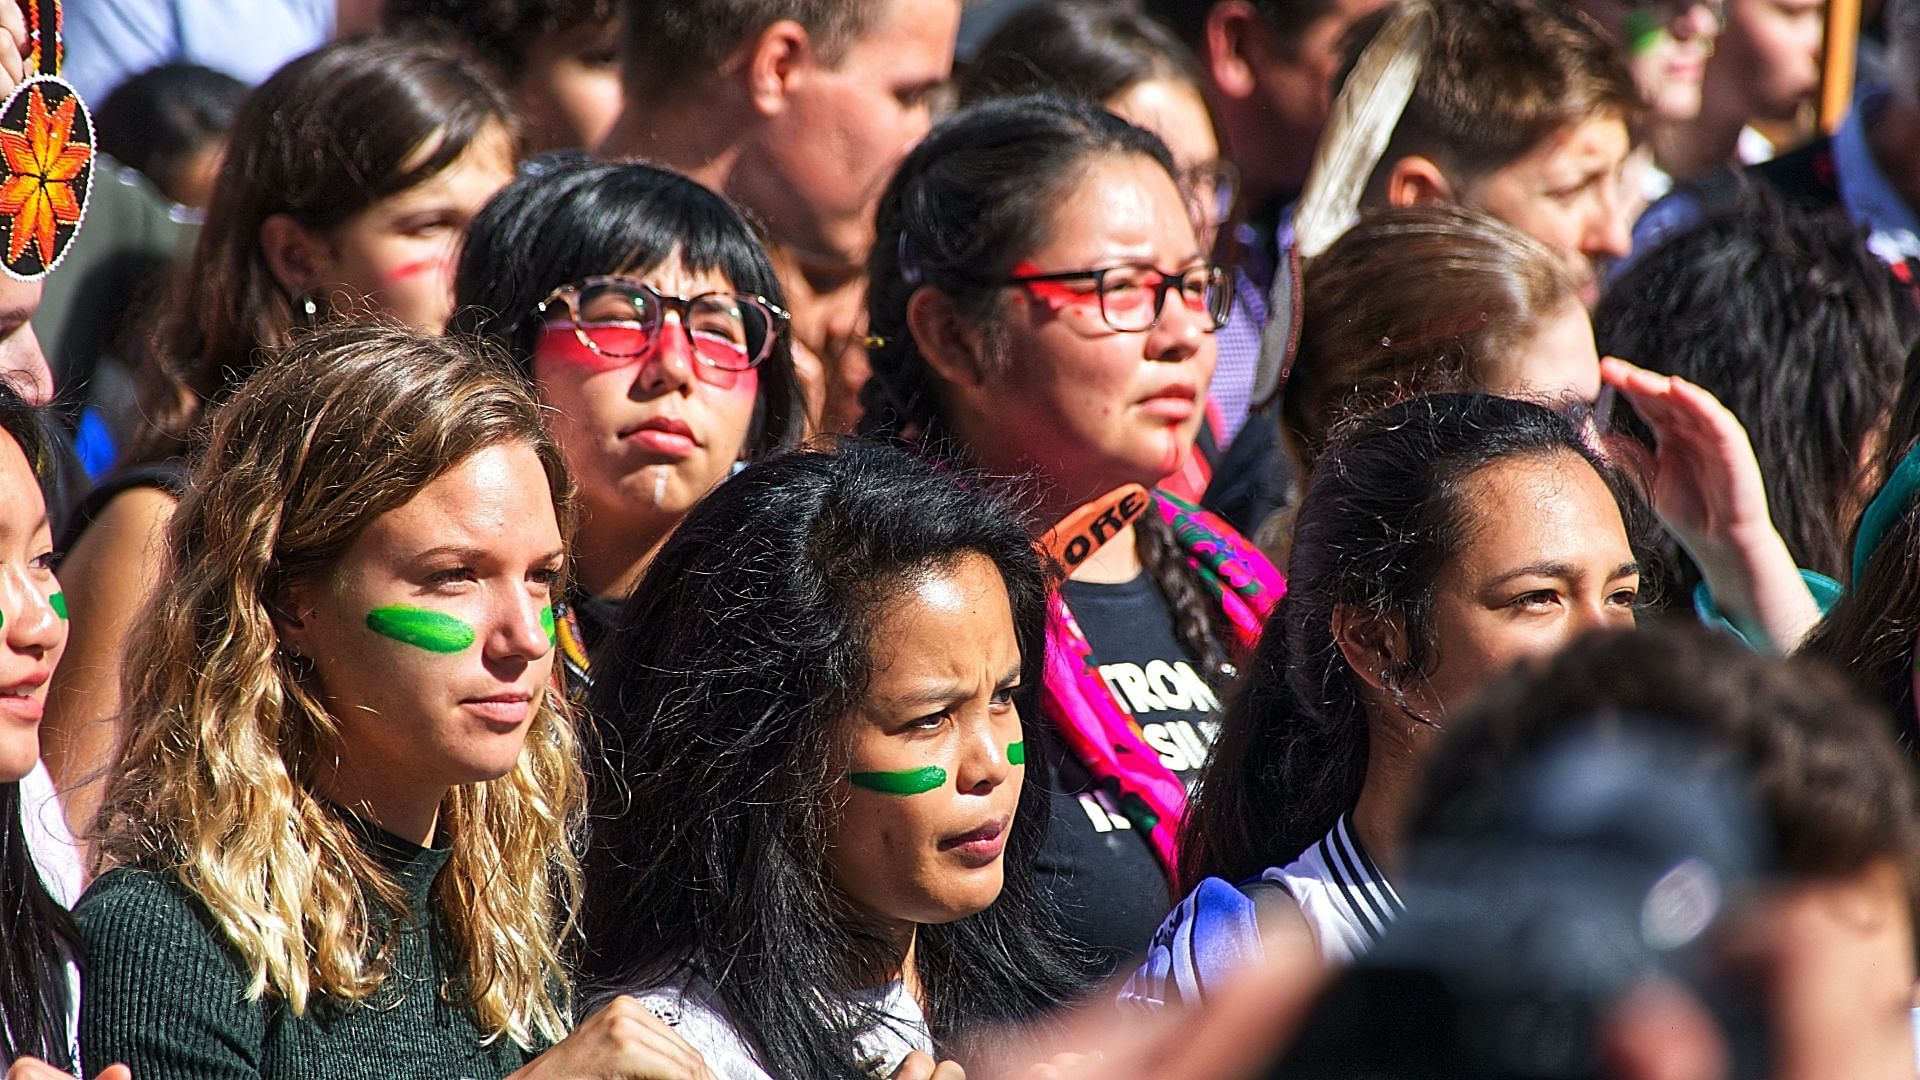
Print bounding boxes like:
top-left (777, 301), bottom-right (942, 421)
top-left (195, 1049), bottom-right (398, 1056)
top-left (1488, 560), bottom-right (1639, 588)
top-left (408, 544), bottom-right (566, 564)
top-left (884, 663), bottom-right (1025, 711)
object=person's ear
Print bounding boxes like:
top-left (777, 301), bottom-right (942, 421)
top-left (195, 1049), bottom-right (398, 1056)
top-left (1383, 155), bottom-right (1455, 208)
top-left (1205, 1), bottom-right (1267, 101)
top-left (744, 19), bottom-right (810, 117)
top-left (1331, 604), bottom-right (1412, 694)
top-left (258, 214), bottom-right (334, 298)
top-left (270, 582), bottom-right (318, 660)
top-left (906, 288), bottom-right (989, 390)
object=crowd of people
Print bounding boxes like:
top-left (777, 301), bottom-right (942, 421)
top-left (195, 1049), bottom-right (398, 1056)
top-left (5, 0), bottom-right (1920, 1077)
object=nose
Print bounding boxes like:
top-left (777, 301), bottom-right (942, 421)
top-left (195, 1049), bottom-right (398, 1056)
top-left (955, 720), bottom-right (1018, 795)
top-left (2, 571), bottom-right (63, 660)
top-left (632, 312), bottom-right (697, 396)
top-left (485, 591), bottom-right (554, 664)
top-left (1672, 2), bottom-right (1720, 40)
top-left (1583, 187), bottom-right (1633, 263)
top-left (1145, 286), bottom-right (1207, 364)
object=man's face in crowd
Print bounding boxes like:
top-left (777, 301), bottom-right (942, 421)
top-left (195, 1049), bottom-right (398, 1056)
top-left (766, 0), bottom-right (959, 272)
top-left (1459, 113), bottom-right (1635, 304)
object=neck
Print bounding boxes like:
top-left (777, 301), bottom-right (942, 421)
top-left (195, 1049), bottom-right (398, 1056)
top-left (1069, 522), bottom-right (1145, 584)
top-left (1349, 710), bottom-right (1430, 876)
top-left (600, 98), bottom-right (739, 193)
top-left (769, 247), bottom-right (867, 434)
top-left (1867, 96), bottom-right (1920, 220)
top-left (1662, 95), bottom-right (1749, 184)
top-left (572, 513), bottom-right (674, 601)
top-left (316, 759), bottom-right (444, 848)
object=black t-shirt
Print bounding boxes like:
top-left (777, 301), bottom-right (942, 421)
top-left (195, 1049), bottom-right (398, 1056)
top-left (1035, 572), bottom-right (1225, 979)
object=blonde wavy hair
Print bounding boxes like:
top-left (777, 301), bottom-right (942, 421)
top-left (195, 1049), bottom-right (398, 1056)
top-left (91, 322), bottom-right (584, 1049)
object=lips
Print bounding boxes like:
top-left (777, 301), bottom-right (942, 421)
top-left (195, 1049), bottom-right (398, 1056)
top-left (461, 691), bottom-right (534, 731)
top-left (0, 670), bottom-right (50, 723)
top-left (622, 415), bottom-right (698, 458)
top-left (940, 814), bottom-right (1010, 868)
top-left (1138, 383), bottom-right (1199, 423)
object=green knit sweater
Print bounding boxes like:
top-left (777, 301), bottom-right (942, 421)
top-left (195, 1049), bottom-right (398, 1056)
top-left (74, 826), bottom-right (538, 1080)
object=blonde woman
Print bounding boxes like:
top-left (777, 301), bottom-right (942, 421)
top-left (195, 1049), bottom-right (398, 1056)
top-left (74, 324), bottom-right (714, 1079)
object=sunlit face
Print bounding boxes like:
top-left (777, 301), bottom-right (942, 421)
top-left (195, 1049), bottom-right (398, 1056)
top-left (1106, 76), bottom-right (1229, 249)
top-left (959, 153), bottom-right (1216, 503)
top-left (827, 554), bottom-right (1026, 931)
top-left (0, 278), bottom-right (49, 406)
top-left (1721, 860), bottom-right (1918, 1078)
top-left (1488, 299), bottom-right (1605, 406)
top-left (1462, 115), bottom-right (1634, 305)
top-left (283, 443), bottom-right (563, 802)
top-left (761, 0), bottom-right (958, 270)
top-left (1410, 451), bottom-right (1639, 719)
top-left (1711, 0), bottom-right (1824, 124)
top-left (315, 122), bottom-right (516, 331)
top-left (530, 255), bottom-right (761, 572)
top-left (0, 430), bottom-right (64, 782)
top-left (517, 19), bottom-right (625, 153)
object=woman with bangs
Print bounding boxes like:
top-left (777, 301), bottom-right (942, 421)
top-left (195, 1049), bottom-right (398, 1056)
top-left (75, 324), bottom-right (715, 1079)
top-left (48, 35), bottom-right (522, 843)
top-left (453, 155), bottom-right (805, 691)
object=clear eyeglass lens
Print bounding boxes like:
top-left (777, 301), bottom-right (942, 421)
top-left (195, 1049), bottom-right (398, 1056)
top-left (1098, 266), bottom-right (1227, 332)
top-left (571, 282), bottom-right (771, 369)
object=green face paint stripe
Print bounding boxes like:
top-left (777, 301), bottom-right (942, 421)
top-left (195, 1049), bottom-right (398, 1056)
top-left (49, 592), bottom-right (65, 620)
top-left (365, 606), bottom-right (476, 654)
top-left (1622, 8), bottom-right (1663, 56)
top-left (849, 766), bottom-right (948, 795)
top-left (1007, 741), bottom-right (1025, 766)
top-left (540, 606), bottom-right (556, 645)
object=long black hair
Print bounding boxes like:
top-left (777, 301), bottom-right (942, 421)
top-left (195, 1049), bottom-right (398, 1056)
top-left (1178, 393), bottom-right (1650, 891)
top-left (859, 93), bottom-right (1235, 680)
top-left (1597, 193), bottom-right (1909, 594)
top-left (1803, 337), bottom-right (1920, 752)
top-left (0, 382), bottom-right (73, 1069)
top-left (451, 153), bottom-right (806, 456)
top-left (581, 439), bottom-right (1086, 1075)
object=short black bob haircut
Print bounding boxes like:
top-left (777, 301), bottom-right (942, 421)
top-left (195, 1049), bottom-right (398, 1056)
top-left (451, 153), bottom-right (807, 457)
top-left (580, 438), bottom-right (1086, 1075)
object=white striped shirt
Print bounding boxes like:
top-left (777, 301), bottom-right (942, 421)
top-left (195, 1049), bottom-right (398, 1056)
top-left (1256, 813), bottom-right (1405, 964)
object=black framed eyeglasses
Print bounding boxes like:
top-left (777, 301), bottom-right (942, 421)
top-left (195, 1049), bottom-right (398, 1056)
top-left (535, 275), bottom-right (790, 372)
top-left (1002, 262), bottom-right (1232, 334)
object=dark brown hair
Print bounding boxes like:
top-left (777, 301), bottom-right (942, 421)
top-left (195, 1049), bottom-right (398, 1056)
top-left (1422, 624), bottom-right (1920, 914)
top-left (617, 0), bottom-right (881, 103)
top-left (1352, 0), bottom-right (1639, 194)
top-left (128, 36), bottom-right (517, 467)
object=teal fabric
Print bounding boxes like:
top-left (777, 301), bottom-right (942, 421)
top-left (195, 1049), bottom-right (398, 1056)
top-left (1693, 570), bottom-right (1844, 652)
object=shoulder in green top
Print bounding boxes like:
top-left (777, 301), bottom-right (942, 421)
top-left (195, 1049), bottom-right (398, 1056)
top-left (74, 834), bottom-right (540, 1080)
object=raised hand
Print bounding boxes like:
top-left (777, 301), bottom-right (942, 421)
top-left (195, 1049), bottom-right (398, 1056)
top-left (1601, 356), bottom-right (1822, 651)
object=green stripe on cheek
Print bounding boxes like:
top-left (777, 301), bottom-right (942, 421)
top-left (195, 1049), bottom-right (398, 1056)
top-left (49, 592), bottom-right (65, 620)
top-left (1008, 741), bottom-right (1025, 766)
top-left (541, 605), bottom-right (556, 644)
top-left (365, 606), bottom-right (476, 654)
top-left (849, 766), bottom-right (948, 796)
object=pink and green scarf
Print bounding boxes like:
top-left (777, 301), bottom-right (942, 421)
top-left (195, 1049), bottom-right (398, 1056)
top-left (1041, 492), bottom-right (1283, 881)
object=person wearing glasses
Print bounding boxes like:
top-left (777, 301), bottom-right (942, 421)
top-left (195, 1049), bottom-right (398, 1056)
top-left (860, 94), bottom-right (1282, 978)
top-left (452, 155), bottom-right (807, 694)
